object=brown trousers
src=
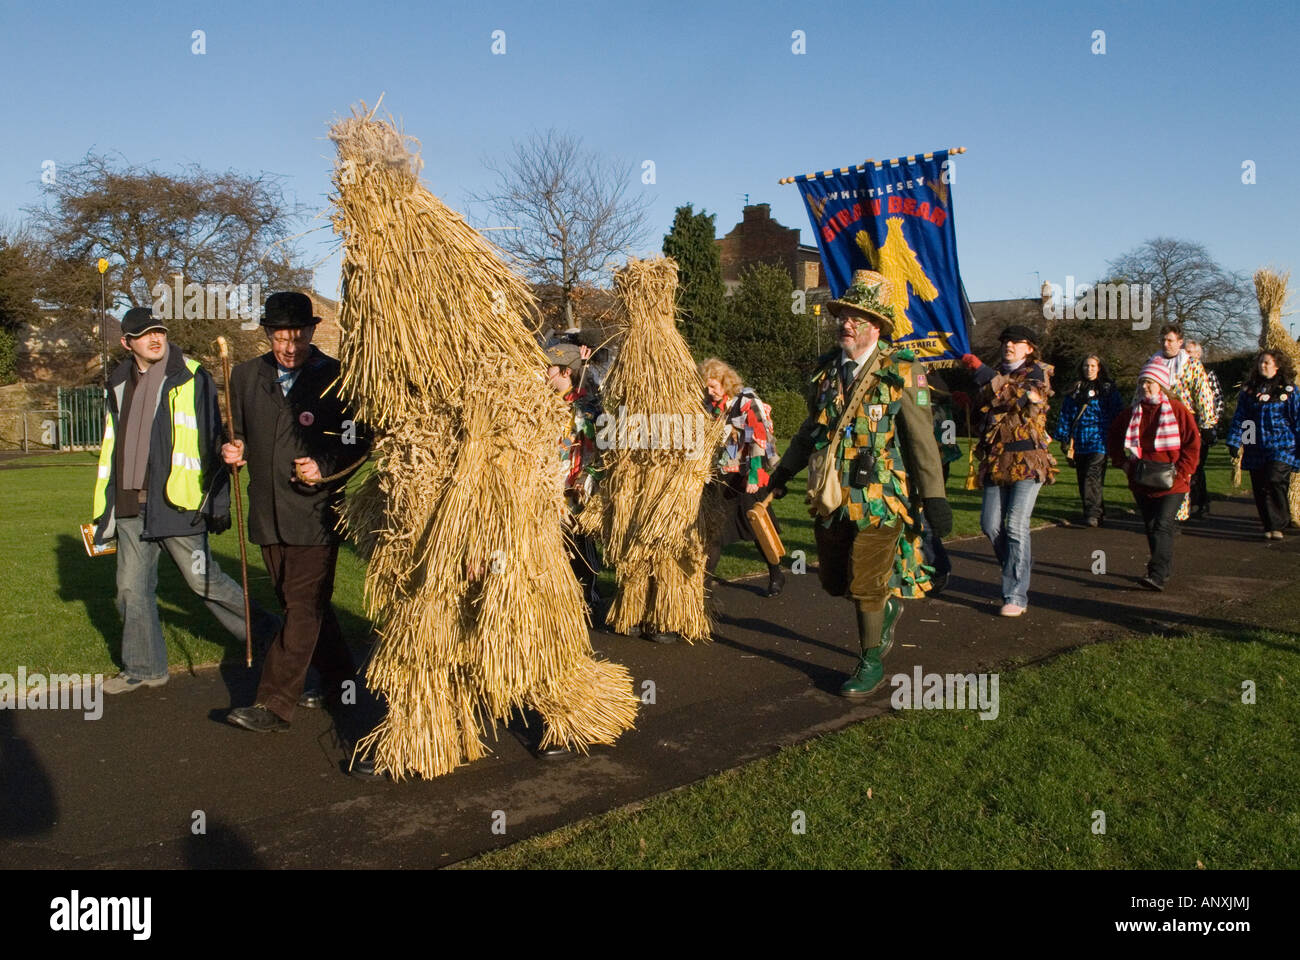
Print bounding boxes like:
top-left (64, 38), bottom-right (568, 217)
top-left (256, 543), bottom-right (354, 722)
top-left (813, 516), bottom-right (902, 612)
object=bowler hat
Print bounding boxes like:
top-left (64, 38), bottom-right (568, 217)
top-left (826, 269), bottom-right (897, 336)
top-left (121, 306), bottom-right (167, 338)
top-left (261, 291), bottom-right (321, 329)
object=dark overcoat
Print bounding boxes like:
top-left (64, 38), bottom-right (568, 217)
top-left (228, 347), bottom-right (369, 546)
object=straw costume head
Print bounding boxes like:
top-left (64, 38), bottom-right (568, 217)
top-left (576, 257), bottom-right (724, 643)
top-left (329, 101), bottom-right (637, 779)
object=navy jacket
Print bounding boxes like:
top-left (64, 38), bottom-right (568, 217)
top-left (93, 347), bottom-right (230, 543)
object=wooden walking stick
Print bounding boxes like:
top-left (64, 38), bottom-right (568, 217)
top-left (216, 337), bottom-right (254, 667)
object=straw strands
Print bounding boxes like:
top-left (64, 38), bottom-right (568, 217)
top-left (329, 102), bottom-right (636, 779)
top-left (578, 257), bottom-right (724, 642)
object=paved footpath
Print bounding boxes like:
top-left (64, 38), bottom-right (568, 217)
top-left (2, 494), bottom-right (1296, 868)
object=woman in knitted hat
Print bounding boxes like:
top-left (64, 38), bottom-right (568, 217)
top-left (701, 357), bottom-right (785, 597)
top-left (1054, 355), bottom-right (1124, 526)
top-left (1106, 358), bottom-right (1201, 590)
top-left (961, 325), bottom-right (1058, 616)
top-left (1226, 350), bottom-right (1300, 539)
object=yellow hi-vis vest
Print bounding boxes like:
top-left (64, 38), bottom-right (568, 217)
top-left (92, 357), bottom-right (204, 523)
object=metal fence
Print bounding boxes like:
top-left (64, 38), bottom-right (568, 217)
top-left (55, 386), bottom-right (105, 450)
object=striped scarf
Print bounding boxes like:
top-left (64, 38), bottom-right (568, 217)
top-left (1124, 394), bottom-right (1179, 459)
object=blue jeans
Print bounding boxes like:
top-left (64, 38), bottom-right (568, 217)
top-left (980, 480), bottom-right (1043, 608)
top-left (115, 513), bottom-right (253, 679)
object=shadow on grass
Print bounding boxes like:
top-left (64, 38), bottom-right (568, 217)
top-left (55, 534), bottom-right (120, 668)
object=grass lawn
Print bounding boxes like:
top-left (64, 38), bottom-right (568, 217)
top-left (0, 453), bottom-right (371, 677)
top-left (0, 443), bottom-right (1243, 677)
top-left (462, 578), bottom-right (1300, 870)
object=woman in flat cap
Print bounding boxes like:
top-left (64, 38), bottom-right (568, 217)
top-left (961, 325), bottom-right (1058, 616)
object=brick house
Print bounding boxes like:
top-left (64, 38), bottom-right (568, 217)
top-left (716, 203), bottom-right (824, 293)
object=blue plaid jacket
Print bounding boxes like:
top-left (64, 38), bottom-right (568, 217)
top-left (1054, 382), bottom-right (1124, 456)
top-left (1227, 382), bottom-right (1300, 470)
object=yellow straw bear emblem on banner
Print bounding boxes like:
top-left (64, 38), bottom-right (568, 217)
top-left (855, 217), bottom-right (938, 341)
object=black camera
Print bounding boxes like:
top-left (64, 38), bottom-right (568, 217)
top-left (850, 451), bottom-right (877, 487)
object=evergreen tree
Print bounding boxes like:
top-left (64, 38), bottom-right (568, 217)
top-left (721, 262), bottom-right (816, 394)
top-left (0, 235), bottom-right (42, 385)
top-left (662, 204), bottom-right (726, 357)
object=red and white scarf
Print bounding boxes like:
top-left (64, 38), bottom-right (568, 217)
top-left (1124, 358), bottom-right (1179, 458)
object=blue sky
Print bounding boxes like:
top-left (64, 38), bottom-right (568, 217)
top-left (2, 0), bottom-right (1296, 304)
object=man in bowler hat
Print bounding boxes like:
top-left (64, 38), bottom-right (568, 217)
top-left (223, 292), bottom-right (370, 732)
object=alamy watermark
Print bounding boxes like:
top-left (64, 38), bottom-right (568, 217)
top-left (1, 669), bottom-right (103, 720)
top-left (151, 274), bottom-right (264, 329)
top-left (50, 891), bottom-right (150, 940)
top-left (1042, 276), bottom-right (1152, 330)
top-left (594, 407), bottom-right (709, 460)
top-left (890, 666), bottom-right (999, 720)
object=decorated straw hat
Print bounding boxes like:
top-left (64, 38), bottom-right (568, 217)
top-left (826, 269), bottom-right (897, 335)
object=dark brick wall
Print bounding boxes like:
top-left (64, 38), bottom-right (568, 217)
top-left (718, 204), bottom-right (807, 288)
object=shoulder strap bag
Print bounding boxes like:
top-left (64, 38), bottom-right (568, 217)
top-left (807, 356), bottom-right (879, 517)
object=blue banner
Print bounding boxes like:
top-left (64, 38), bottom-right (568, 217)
top-left (794, 150), bottom-right (971, 364)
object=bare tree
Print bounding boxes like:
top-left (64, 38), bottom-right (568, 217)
top-left (469, 130), bottom-right (650, 328)
top-left (1108, 237), bottom-right (1255, 354)
top-left (25, 152), bottom-right (310, 358)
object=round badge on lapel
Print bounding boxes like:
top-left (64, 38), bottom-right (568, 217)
top-left (299, 411), bottom-right (315, 427)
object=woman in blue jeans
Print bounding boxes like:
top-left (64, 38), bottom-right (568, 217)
top-left (961, 325), bottom-right (1059, 616)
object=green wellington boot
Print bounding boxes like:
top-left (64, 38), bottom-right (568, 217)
top-left (839, 598), bottom-right (904, 699)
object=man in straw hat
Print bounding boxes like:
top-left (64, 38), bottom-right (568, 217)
top-left (764, 270), bottom-right (951, 697)
top-left (221, 291), bottom-right (370, 733)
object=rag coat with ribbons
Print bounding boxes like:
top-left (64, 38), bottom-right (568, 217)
top-left (777, 345), bottom-right (947, 597)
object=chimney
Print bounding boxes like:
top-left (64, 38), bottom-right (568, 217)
top-left (743, 203), bottom-right (771, 222)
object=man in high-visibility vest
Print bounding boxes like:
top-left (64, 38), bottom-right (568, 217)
top-left (92, 307), bottom-right (277, 694)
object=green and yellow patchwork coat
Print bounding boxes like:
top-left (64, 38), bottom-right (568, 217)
top-left (778, 346), bottom-right (948, 598)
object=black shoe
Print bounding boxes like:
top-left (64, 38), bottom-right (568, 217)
top-left (227, 705), bottom-right (290, 733)
top-left (349, 755), bottom-right (387, 781)
top-left (298, 688), bottom-right (324, 709)
top-left (647, 631), bottom-right (680, 644)
top-left (1138, 575), bottom-right (1164, 592)
top-left (765, 567), bottom-right (786, 598)
top-left (537, 742), bottom-right (571, 758)
top-left (929, 570), bottom-right (950, 594)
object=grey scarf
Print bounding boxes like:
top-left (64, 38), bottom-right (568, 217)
top-left (120, 345), bottom-right (170, 492)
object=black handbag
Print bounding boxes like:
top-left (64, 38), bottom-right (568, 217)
top-left (1130, 458), bottom-right (1176, 490)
